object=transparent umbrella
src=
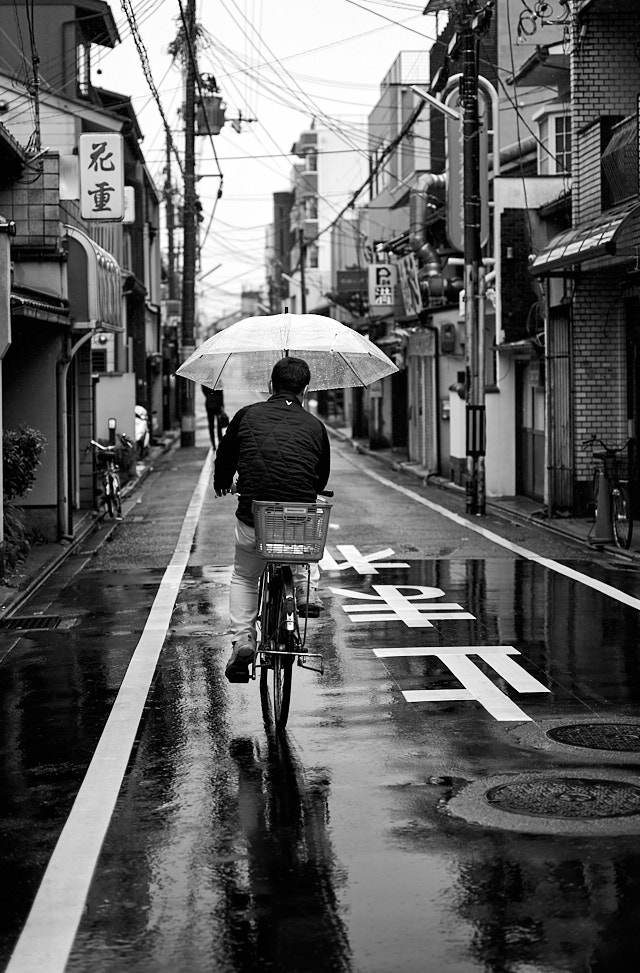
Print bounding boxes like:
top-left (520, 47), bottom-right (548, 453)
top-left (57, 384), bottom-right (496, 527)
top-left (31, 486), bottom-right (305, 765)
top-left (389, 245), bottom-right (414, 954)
top-left (176, 311), bottom-right (398, 391)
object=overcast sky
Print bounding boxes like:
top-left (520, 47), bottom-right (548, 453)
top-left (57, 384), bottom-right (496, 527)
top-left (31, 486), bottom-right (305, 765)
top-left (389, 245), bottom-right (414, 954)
top-left (97, 1), bottom-right (437, 321)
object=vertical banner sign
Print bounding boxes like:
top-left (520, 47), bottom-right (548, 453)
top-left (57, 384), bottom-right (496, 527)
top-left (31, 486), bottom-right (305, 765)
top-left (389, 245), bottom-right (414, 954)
top-left (397, 253), bottom-right (423, 317)
top-left (368, 263), bottom-right (396, 315)
top-left (79, 134), bottom-right (124, 221)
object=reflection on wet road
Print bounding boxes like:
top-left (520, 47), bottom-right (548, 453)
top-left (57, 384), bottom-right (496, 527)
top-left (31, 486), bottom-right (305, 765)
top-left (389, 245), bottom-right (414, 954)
top-left (2, 439), bottom-right (640, 972)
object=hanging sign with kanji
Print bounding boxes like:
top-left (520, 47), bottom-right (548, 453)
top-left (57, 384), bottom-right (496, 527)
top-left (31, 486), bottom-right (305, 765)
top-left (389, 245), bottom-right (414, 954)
top-left (368, 263), bottom-right (396, 315)
top-left (79, 134), bottom-right (125, 221)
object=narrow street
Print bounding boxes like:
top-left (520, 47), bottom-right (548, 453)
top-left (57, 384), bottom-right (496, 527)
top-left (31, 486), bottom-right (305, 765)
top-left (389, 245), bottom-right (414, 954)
top-left (1, 395), bottom-right (640, 973)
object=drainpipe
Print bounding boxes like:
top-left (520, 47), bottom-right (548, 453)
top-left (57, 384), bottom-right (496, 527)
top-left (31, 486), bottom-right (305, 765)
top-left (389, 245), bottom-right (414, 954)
top-left (57, 330), bottom-right (95, 540)
top-left (409, 173), bottom-right (447, 274)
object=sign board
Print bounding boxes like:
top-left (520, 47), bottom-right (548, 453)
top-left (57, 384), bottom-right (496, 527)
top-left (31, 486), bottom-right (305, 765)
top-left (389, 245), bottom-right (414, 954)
top-left (445, 90), bottom-right (489, 252)
top-left (396, 253), bottom-right (423, 318)
top-left (79, 133), bottom-right (124, 221)
top-left (368, 263), bottom-right (396, 315)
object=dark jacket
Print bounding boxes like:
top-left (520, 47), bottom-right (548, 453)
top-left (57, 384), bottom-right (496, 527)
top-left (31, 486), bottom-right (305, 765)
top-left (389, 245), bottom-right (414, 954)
top-left (213, 393), bottom-right (330, 526)
top-left (202, 387), bottom-right (224, 414)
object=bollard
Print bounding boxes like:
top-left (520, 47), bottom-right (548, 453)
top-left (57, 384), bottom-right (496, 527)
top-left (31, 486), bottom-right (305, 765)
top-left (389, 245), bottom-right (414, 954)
top-left (590, 470), bottom-right (614, 545)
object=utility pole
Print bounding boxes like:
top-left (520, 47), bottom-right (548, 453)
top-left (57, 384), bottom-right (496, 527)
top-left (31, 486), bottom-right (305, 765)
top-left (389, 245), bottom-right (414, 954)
top-left (179, 0), bottom-right (198, 447)
top-left (164, 134), bottom-right (177, 302)
top-left (458, 0), bottom-right (489, 515)
top-left (298, 227), bottom-right (307, 313)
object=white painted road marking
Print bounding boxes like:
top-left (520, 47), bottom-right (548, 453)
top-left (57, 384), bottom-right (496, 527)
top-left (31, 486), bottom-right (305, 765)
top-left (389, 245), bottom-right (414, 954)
top-left (374, 646), bottom-right (550, 721)
top-left (363, 468), bottom-right (640, 612)
top-left (320, 544), bottom-right (410, 574)
top-left (5, 451), bottom-right (215, 973)
top-left (331, 584), bottom-right (475, 626)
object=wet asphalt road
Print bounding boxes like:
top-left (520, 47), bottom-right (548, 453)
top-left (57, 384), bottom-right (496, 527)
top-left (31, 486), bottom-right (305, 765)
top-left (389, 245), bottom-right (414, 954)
top-left (2, 396), bottom-right (640, 972)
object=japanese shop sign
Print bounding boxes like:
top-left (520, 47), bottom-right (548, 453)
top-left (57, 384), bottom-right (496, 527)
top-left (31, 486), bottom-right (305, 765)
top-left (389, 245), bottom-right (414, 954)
top-left (79, 134), bottom-right (124, 221)
top-left (368, 263), bottom-right (396, 315)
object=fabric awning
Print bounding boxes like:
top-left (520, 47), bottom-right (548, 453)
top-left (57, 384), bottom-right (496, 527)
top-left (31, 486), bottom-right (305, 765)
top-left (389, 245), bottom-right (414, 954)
top-left (64, 224), bottom-right (122, 331)
top-left (531, 200), bottom-right (640, 275)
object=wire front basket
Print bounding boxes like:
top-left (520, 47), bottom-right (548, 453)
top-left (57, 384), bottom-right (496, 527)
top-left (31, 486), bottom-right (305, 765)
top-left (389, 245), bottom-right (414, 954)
top-left (253, 500), bottom-right (333, 562)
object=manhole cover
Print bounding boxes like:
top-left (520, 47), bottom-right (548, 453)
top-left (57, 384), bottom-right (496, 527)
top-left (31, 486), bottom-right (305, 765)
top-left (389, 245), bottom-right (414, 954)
top-left (486, 777), bottom-right (640, 819)
top-left (546, 722), bottom-right (640, 752)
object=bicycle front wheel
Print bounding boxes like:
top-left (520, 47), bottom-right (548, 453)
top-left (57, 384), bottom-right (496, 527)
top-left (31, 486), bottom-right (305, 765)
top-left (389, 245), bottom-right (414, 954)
top-left (112, 474), bottom-right (122, 518)
top-left (104, 475), bottom-right (115, 519)
top-left (612, 484), bottom-right (633, 549)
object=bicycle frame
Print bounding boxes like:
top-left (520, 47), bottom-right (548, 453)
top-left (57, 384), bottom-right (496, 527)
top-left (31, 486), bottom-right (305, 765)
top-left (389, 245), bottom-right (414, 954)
top-left (252, 560), bottom-right (324, 731)
top-left (583, 434), bottom-right (634, 549)
top-left (90, 439), bottom-right (122, 519)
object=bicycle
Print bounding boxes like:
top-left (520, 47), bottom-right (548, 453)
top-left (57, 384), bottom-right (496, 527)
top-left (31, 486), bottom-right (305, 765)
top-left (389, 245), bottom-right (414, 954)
top-left (90, 434), bottom-right (133, 520)
top-left (582, 434), bottom-right (634, 549)
top-left (251, 495), bottom-right (333, 732)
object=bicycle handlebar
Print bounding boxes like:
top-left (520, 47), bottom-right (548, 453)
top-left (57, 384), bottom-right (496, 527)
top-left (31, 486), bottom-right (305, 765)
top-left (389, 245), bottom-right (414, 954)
top-left (581, 434), bottom-right (634, 455)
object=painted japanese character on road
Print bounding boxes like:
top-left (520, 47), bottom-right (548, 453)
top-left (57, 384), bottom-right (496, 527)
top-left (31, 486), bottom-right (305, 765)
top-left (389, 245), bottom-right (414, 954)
top-left (330, 584), bottom-right (475, 627)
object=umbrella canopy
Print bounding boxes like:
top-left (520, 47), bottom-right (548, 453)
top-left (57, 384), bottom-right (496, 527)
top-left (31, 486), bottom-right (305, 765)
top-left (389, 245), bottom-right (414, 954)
top-left (176, 312), bottom-right (399, 391)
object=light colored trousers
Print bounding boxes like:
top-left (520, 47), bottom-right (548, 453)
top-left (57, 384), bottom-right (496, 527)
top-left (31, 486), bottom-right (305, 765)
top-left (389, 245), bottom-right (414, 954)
top-left (229, 520), bottom-right (320, 642)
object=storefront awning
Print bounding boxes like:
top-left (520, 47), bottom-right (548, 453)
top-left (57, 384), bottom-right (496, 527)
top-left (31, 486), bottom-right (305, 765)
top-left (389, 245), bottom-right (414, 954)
top-left (530, 200), bottom-right (640, 275)
top-left (64, 224), bottom-right (123, 332)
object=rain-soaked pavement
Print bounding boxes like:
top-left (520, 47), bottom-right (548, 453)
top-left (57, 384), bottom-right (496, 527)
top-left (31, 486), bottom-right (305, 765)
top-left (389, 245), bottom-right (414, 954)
top-left (2, 397), bottom-right (640, 972)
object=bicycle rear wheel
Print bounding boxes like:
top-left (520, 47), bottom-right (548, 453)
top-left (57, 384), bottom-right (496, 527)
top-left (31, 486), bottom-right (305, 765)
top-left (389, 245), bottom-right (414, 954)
top-left (272, 569), bottom-right (294, 730)
top-left (612, 484), bottom-right (633, 549)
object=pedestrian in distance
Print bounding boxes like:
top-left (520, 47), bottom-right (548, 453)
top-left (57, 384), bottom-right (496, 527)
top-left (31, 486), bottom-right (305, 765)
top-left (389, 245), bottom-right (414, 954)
top-left (214, 357), bottom-right (331, 683)
top-left (202, 386), bottom-right (227, 449)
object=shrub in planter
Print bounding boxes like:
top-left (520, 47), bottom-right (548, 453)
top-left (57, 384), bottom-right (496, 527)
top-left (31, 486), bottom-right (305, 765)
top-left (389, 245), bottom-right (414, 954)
top-left (2, 426), bottom-right (47, 578)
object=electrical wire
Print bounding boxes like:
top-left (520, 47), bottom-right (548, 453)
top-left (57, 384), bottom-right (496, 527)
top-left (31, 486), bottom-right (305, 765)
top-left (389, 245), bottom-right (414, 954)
top-left (119, 0), bottom-right (184, 179)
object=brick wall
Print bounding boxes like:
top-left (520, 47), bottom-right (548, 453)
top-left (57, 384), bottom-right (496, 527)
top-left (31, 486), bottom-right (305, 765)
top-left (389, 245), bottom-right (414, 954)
top-left (572, 9), bottom-right (640, 223)
top-left (572, 268), bottom-right (627, 483)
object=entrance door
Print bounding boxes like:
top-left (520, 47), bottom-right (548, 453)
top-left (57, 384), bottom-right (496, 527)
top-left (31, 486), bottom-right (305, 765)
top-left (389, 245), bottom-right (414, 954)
top-left (516, 360), bottom-right (545, 501)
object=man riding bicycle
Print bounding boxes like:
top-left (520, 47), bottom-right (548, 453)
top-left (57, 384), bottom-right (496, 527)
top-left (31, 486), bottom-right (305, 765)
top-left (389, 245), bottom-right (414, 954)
top-left (214, 357), bottom-right (331, 683)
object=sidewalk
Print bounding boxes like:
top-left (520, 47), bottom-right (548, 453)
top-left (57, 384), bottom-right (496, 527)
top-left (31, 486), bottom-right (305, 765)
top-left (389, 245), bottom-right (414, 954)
top-left (326, 424), bottom-right (640, 562)
top-left (0, 430), bottom-right (181, 619)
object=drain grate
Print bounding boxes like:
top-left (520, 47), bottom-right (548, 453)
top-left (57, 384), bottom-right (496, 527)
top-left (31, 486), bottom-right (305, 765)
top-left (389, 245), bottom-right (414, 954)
top-left (0, 615), bottom-right (63, 631)
top-left (486, 777), bottom-right (640, 819)
top-left (546, 722), bottom-right (640, 753)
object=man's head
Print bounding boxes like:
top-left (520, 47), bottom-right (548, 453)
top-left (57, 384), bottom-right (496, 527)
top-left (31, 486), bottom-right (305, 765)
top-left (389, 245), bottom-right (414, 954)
top-left (270, 357), bottom-right (311, 398)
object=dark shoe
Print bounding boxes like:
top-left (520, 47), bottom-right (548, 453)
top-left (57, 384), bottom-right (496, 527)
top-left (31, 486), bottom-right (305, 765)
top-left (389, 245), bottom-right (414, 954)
top-left (225, 638), bottom-right (256, 683)
top-left (296, 589), bottom-right (324, 618)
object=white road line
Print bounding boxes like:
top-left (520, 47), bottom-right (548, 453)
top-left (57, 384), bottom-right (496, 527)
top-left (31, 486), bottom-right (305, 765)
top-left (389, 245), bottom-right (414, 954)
top-left (364, 468), bottom-right (640, 612)
top-left (5, 451), bottom-right (214, 973)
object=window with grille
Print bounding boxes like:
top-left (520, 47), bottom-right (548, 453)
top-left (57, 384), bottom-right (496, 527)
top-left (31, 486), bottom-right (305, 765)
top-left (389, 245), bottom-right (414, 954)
top-left (537, 109), bottom-right (572, 176)
top-left (92, 349), bottom-right (107, 373)
top-left (554, 115), bottom-right (572, 174)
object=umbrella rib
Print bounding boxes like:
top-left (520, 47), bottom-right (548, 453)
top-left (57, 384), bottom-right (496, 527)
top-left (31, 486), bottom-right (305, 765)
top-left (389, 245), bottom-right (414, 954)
top-left (336, 350), bottom-right (367, 387)
top-left (215, 352), bottom-right (234, 387)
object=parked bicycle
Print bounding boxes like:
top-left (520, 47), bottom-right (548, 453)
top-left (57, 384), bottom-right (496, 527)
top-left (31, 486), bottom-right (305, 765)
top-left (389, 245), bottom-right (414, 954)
top-left (90, 433), bottom-right (134, 520)
top-left (582, 434), bottom-right (634, 549)
top-left (250, 494), bottom-right (333, 731)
